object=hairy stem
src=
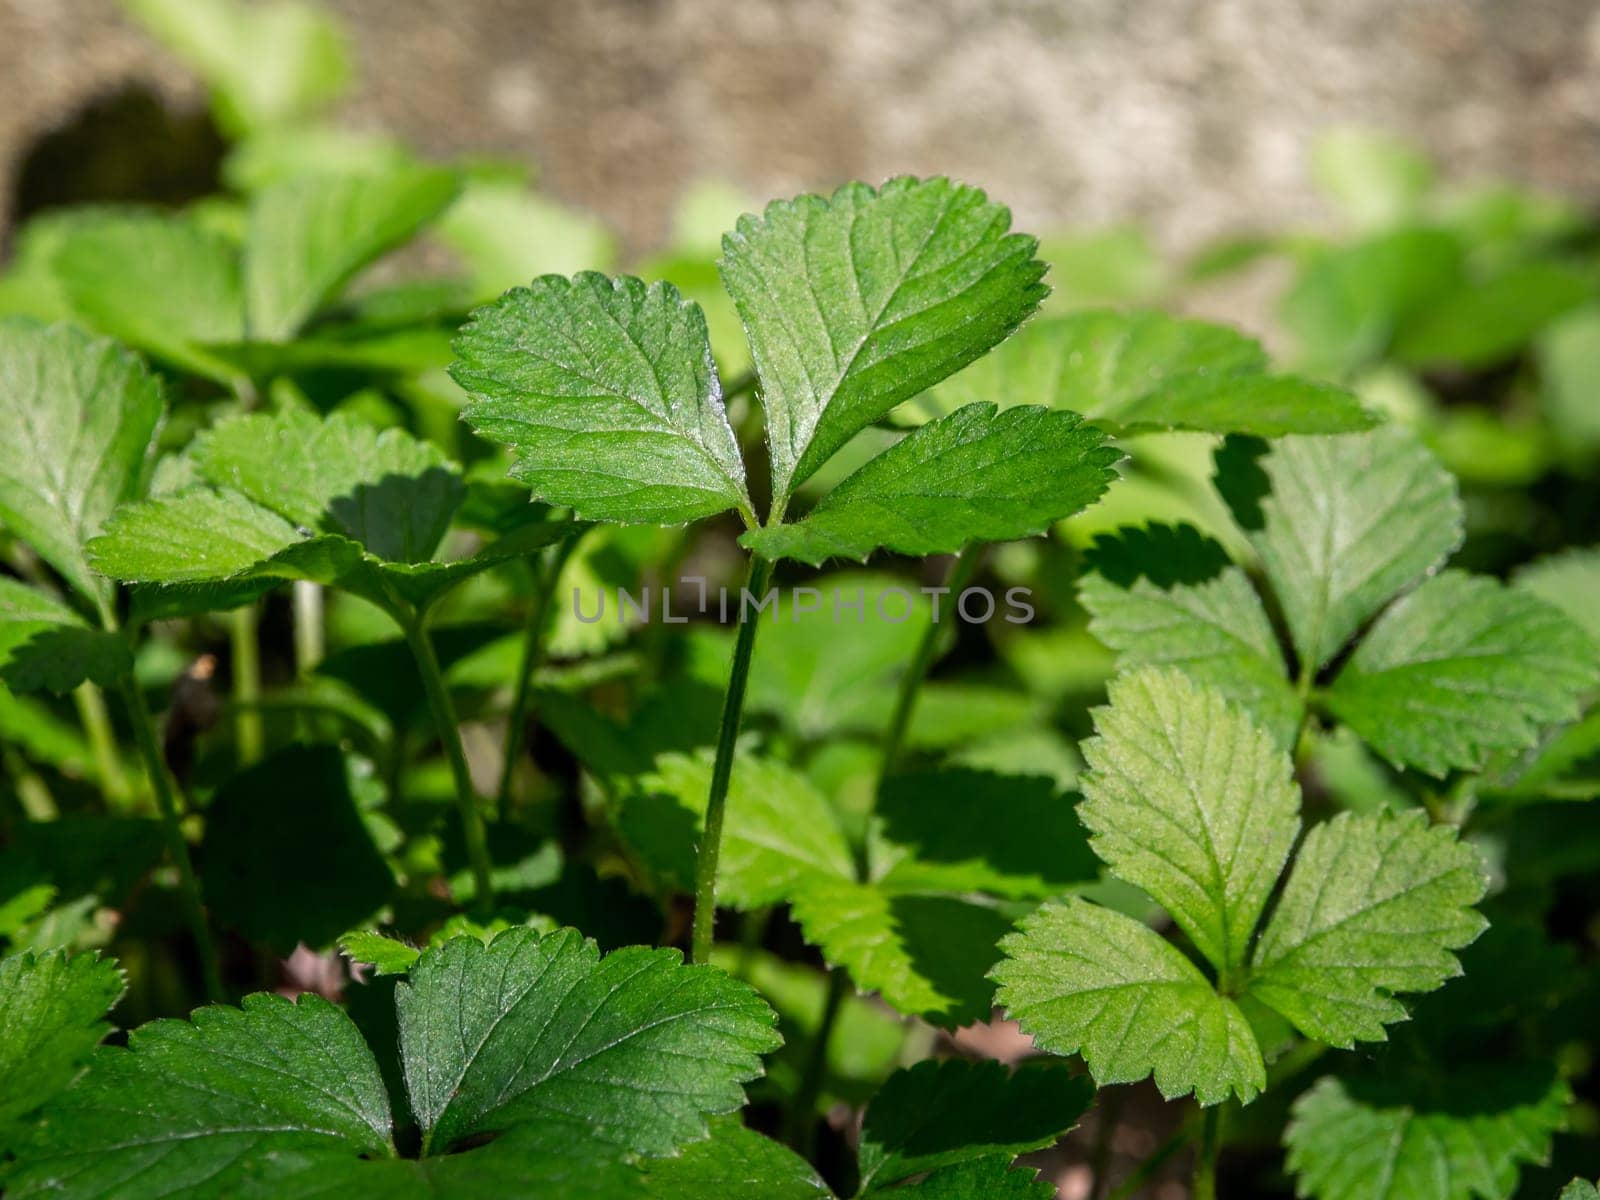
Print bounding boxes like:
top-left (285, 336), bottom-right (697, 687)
top-left (690, 553), bottom-right (774, 964)
top-left (1193, 1105), bottom-right (1221, 1200)
top-left (402, 617), bottom-right (495, 913)
top-left (880, 544), bottom-right (984, 774)
top-left (785, 965), bottom-right (848, 1154)
top-left (230, 605), bottom-right (263, 765)
top-left (118, 675), bottom-right (222, 1002)
top-left (73, 681), bottom-right (131, 808)
top-left (497, 536), bottom-right (580, 817)
top-left (292, 582), bottom-right (325, 677)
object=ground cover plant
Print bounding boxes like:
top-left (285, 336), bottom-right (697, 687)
top-left (1, 3), bottom-right (1599, 1197)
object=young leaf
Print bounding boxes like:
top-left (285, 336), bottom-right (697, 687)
top-left (0, 950), bottom-right (124, 1141)
top-left (191, 409), bottom-right (464, 563)
top-left (1218, 426), bottom-right (1462, 674)
top-left (720, 177), bottom-right (1047, 505)
top-left (398, 927), bottom-right (779, 1155)
top-left (1079, 668), bottom-right (1300, 973)
top-left (452, 273), bottom-right (751, 524)
top-left (919, 309), bottom-right (1374, 435)
top-left (0, 580), bottom-right (131, 694)
top-left (1247, 811), bottom-right (1488, 1047)
top-left (1079, 524), bottom-right (1300, 747)
top-left (1325, 571), bottom-right (1600, 775)
top-left (855, 1060), bottom-right (1093, 1193)
top-left (1285, 1069), bottom-right (1570, 1200)
top-left (52, 212), bottom-right (247, 383)
top-left (339, 930), bottom-right (420, 977)
top-left (7, 992), bottom-right (395, 1199)
top-left (992, 897), bottom-right (1266, 1106)
top-left (741, 403), bottom-right (1119, 566)
top-left (245, 166), bottom-right (461, 341)
top-left (0, 320), bottom-right (163, 607)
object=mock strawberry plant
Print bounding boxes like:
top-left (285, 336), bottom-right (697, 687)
top-left (2, 7), bottom-right (1600, 1197)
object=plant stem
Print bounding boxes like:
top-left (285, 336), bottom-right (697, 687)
top-left (880, 544), bottom-right (984, 774)
top-left (786, 965), bottom-right (848, 1154)
top-left (496, 536), bottom-right (579, 817)
top-left (1193, 1105), bottom-right (1222, 1200)
top-left (3, 742), bottom-right (57, 820)
top-left (117, 675), bottom-right (222, 1002)
top-left (690, 553), bottom-right (773, 964)
top-left (1089, 1087), bottom-right (1125, 1200)
top-left (73, 681), bottom-right (131, 808)
top-left (292, 582), bottom-right (325, 677)
top-left (401, 617), bottom-right (495, 913)
top-left (230, 605), bottom-right (263, 765)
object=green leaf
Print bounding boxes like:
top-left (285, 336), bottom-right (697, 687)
top-left (201, 745), bottom-right (394, 953)
top-left (1392, 259), bottom-right (1593, 369)
top-left (1079, 668), bottom-right (1300, 973)
top-left (917, 310), bottom-right (1374, 436)
top-left (1285, 1069), bottom-right (1570, 1200)
top-left (119, 0), bottom-right (350, 135)
top-left (453, 273), bottom-right (751, 524)
top-left (245, 166), bottom-right (461, 341)
top-left (855, 1060), bottom-right (1092, 1192)
top-left (0, 580), bottom-right (131, 694)
top-left (1325, 571), bottom-right (1600, 775)
top-left (438, 177), bottom-right (618, 303)
top-left (339, 930), bottom-right (420, 977)
top-left (191, 409), bottom-right (464, 563)
top-left (0, 320), bottom-right (163, 607)
top-left (992, 897), bottom-right (1266, 1106)
top-left (8, 992), bottom-right (394, 1199)
top-left (1080, 524), bottom-right (1300, 747)
top-left (1537, 305), bottom-right (1600, 450)
top-left (619, 751), bottom-right (856, 907)
top-left (741, 404), bottom-right (1118, 565)
top-left (1515, 546), bottom-right (1600, 643)
top-left (1247, 811), bottom-right (1487, 1047)
top-left (398, 928), bottom-right (779, 1155)
top-left (639, 1117), bottom-right (833, 1199)
top-left (1562, 1181), bottom-right (1600, 1200)
top-left (52, 212), bottom-right (247, 383)
top-left (1311, 128), bottom-right (1434, 231)
top-left (1218, 426), bottom-right (1462, 674)
top-left (886, 1159), bottom-right (1054, 1199)
top-left (720, 177), bottom-right (1047, 505)
top-left (0, 950), bottom-right (124, 1142)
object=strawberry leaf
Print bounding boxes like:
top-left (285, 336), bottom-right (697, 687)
top-left (0, 320), bottom-right (163, 608)
top-left (1247, 811), bottom-right (1488, 1047)
top-left (0, 580), bottom-right (131, 694)
top-left (720, 177), bottom-right (1047, 506)
top-left (452, 273), bottom-right (751, 524)
top-left (741, 404), bottom-right (1118, 565)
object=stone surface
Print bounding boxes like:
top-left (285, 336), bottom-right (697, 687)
top-left (2, 0), bottom-right (1599, 254)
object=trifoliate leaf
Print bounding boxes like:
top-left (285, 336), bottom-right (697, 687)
top-left (639, 1117), bottom-right (833, 1199)
top-left (0, 950), bottom-right (124, 1140)
top-left (0, 320), bottom-right (163, 607)
top-left (619, 751), bottom-right (856, 908)
top-left (398, 927), bottom-right (779, 1155)
top-left (917, 309), bottom-right (1374, 435)
top-left (339, 930), bottom-right (420, 977)
top-left (245, 166), bottom-right (460, 341)
top-left (7, 992), bottom-right (394, 1199)
top-left (1285, 1069), bottom-right (1570, 1200)
top-left (201, 745), bottom-right (394, 953)
top-left (1326, 571), bottom-right (1600, 775)
top-left (1080, 523), bottom-right (1300, 748)
top-left (0, 580), bottom-right (131, 694)
top-left (720, 177), bottom-right (1046, 505)
top-left (192, 409), bottom-right (464, 563)
top-left (52, 212), bottom-right (247, 383)
top-left (1079, 669), bottom-right (1300, 973)
top-left (741, 404), bottom-right (1118, 566)
top-left (452, 273), bottom-right (751, 524)
top-left (992, 897), bottom-right (1266, 1105)
top-left (1247, 811), bottom-right (1487, 1047)
top-left (855, 1060), bottom-right (1092, 1193)
top-left (1217, 426), bottom-right (1462, 674)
